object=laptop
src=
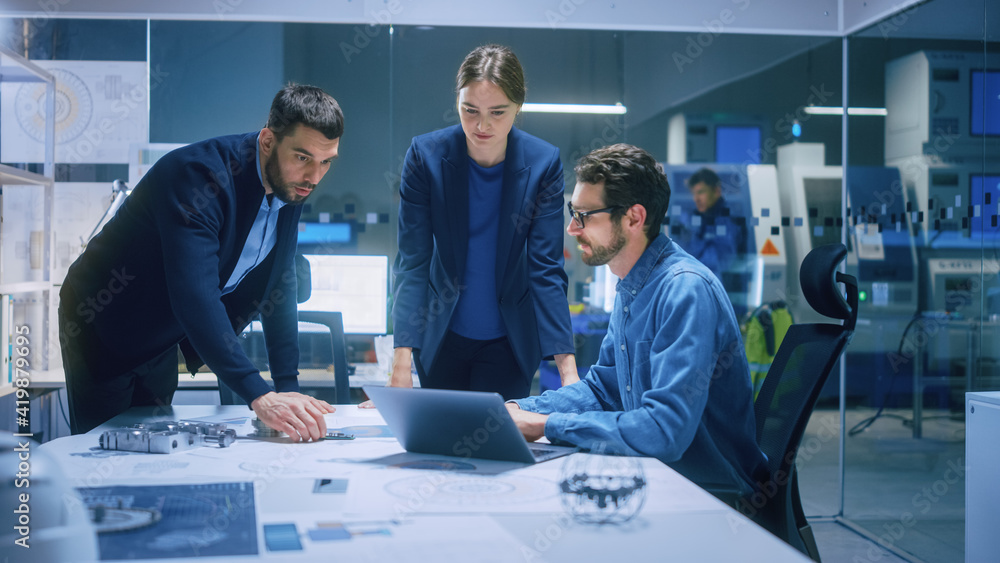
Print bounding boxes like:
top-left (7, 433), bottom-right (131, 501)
top-left (362, 386), bottom-right (576, 464)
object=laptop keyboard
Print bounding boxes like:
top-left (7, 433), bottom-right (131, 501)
top-left (529, 445), bottom-right (561, 460)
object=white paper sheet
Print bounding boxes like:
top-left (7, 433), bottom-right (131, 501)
top-left (1, 60), bottom-right (149, 163)
top-left (256, 514), bottom-right (547, 563)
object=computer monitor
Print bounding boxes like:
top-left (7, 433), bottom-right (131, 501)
top-left (971, 70), bottom-right (1000, 136)
top-left (297, 222), bottom-right (353, 253)
top-left (299, 254), bottom-right (389, 334)
top-left (715, 126), bottom-right (761, 164)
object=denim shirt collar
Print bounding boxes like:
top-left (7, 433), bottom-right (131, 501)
top-left (616, 234), bottom-right (670, 302)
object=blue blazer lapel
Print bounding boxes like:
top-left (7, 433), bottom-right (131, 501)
top-left (496, 128), bottom-right (530, 289)
top-left (221, 133), bottom-right (266, 286)
top-left (443, 144), bottom-right (469, 280)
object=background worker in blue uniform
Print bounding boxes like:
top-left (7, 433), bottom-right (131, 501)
top-left (507, 144), bottom-right (766, 497)
top-left (58, 84), bottom-right (342, 439)
top-left (377, 44), bottom-right (578, 402)
top-left (680, 167), bottom-right (745, 281)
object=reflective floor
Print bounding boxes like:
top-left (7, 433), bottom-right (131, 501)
top-left (811, 520), bottom-right (911, 563)
top-left (801, 408), bottom-right (965, 563)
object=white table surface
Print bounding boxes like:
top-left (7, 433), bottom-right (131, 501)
top-left (38, 405), bottom-right (809, 562)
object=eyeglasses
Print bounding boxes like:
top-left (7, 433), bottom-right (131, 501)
top-left (567, 203), bottom-right (622, 229)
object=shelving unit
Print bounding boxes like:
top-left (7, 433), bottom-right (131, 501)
top-left (0, 45), bottom-right (56, 394)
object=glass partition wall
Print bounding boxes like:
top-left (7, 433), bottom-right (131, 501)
top-left (1, 4), bottom-right (993, 559)
top-left (840, 1), bottom-right (996, 561)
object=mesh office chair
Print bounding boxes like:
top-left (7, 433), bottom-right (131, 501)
top-left (747, 243), bottom-right (858, 562)
top-left (218, 255), bottom-right (351, 405)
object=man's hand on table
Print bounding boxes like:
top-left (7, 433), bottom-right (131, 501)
top-left (505, 402), bottom-right (548, 442)
top-left (251, 391), bottom-right (336, 442)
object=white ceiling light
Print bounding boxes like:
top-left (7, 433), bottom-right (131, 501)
top-left (521, 103), bottom-right (627, 115)
top-left (802, 106), bottom-right (888, 116)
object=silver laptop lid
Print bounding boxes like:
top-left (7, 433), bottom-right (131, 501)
top-left (362, 386), bottom-right (539, 463)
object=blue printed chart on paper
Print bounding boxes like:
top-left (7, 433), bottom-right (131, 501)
top-left (77, 482), bottom-right (257, 560)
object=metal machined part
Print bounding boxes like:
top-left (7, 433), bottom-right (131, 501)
top-left (98, 420), bottom-right (238, 454)
top-left (98, 428), bottom-right (198, 454)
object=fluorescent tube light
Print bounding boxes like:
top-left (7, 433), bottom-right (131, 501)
top-left (802, 106), bottom-right (887, 116)
top-left (521, 103), bottom-right (627, 115)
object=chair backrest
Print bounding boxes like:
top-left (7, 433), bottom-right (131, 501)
top-left (754, 243), bottom-right (858, 478)
top-left (297, 311), bottom-right (351, 404)
top-left (295, 253), bottom-right (312, 304)
top-left (219, 258), bottom-right (351, 405)
top-left (220, 310), bottom-right (351, 405)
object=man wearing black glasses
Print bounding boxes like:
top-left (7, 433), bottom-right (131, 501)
top-left (508, 144), bottom-right (766, 499)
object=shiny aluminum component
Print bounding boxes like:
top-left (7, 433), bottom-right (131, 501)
top-left (99, 420), bottom-right (238, 454)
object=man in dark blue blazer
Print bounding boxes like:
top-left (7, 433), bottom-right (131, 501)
top-left (390, 123), bottom-right (576, 398)
top-left (58, 84), bottom-right (342, 439)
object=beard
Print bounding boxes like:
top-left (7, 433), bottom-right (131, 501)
top-left (264, 153), bottom-right (314, 206)
top-left (578, 221), bottom-right (626, 266)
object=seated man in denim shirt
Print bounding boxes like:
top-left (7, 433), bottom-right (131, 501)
top-left (507, 144), bottom-right (766, 497)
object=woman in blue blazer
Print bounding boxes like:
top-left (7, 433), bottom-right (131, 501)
top-left (388, 45), bottom-right (578, 400)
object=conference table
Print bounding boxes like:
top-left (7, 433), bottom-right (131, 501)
top-left (38, 405), bottom-right (809, 562)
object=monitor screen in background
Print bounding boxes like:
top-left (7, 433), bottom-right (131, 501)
top-left (715, 126), bottom-right (761, 164)
top-left (299, 254), bottom-right (389, 334)
top-left (298, 222), bottom-right (352, 245)
top-left (971, 70), bottom-right (1000, 136)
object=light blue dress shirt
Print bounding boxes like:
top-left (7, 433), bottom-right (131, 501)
top-left (222, 134), bottom-right (285, 294)
top-left (515, 234), bottom-right (766, 496)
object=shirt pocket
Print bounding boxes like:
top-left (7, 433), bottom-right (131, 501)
top-left (631, 340), bottom-right (654, 395)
